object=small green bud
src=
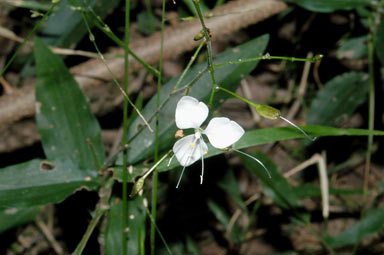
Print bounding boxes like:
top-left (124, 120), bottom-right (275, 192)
top-left (262, 52), bottom-right (271, 60)
top-left (194, 30), bottom-right (205, 41)
top-left (130, 176), bottom-right (145, 198)
top-left (30, 10), bottom-right (43, 18)
top-left (255, 105), bottom-right (281, 120)
top-left (313, 54), bottom-right (324, 61)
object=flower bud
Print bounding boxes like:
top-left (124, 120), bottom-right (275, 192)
top-left (255, 105), bottom-right (281, 120)
top-left (130, 176), bottom-right (145, 198)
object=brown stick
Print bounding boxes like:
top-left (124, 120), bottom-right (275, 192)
top-left (0, 0), bottom-right (287, 128)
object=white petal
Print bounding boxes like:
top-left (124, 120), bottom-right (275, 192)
top-left (173, 134), bottom-right (208, 167)
top-left (203, 117), bottom-right (245, 149)
top-left (175, 96), bottom-right (209, 129)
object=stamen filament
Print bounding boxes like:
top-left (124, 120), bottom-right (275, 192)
top-left (199, 140), bottom-right (205, 185)
top-left (176, 137), bottom-right (198, 188)
top-left (233, 149), bottom-right (272, 179)
top-left (279, 116), bottom-right (316, 141)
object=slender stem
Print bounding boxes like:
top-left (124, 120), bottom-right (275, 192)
top-left (151, 0), bottom-right (166, 254)
top-left (213, 54), bottom-right (322, 68)
top-left (101, 66), bottom-right (210, 171)
top-left (73, 178), bottom-right (114, 255)
top-left (81, 12), bottom-right (152, 132)
top-left (144, 207), bottom-right (174, 255)
top-left (130, 151), bottom-right (173, 198)
top-left (0, 1), bottom-right (59, 77)
top-left (218, 86), bottom-right (259, 108)
top-left (363, 17), bottom-right (375, 204)
top-left (122, 1), bottom-right (131, 254)
top-left (353, 13), bottom-right (377, 255)
top-left (192, 0), bottom-right (217, 105)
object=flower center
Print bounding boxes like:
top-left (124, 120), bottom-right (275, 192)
top-left (194, 128), bottom-right (202, 139)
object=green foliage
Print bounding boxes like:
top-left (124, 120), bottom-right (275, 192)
top-left (0, 206), bottom-right (42, 233)
top-left (207, 199), bottom-right (242, 244)
top-left (41, 0), bottom-right (120, 48)
top-left (2, 0), bottom-right (384, 252)
top-left (307, 72), bottom-right (369, 126)
top-left (105, 196), bottom-right (146, 255)
top-left (137, 11), bottom-right (158, 35)
top-left (375, 14), bottom-right (384, 65)
top-left (241, 152), bottom-right (300, 209)
top-left (338, 36), bottom-right (367, 59)
top-left (140, 125), bottom-right (384, 173)
top-left (325, 205), bottom-right (384, 247)
top-left (218, 170), bottom-right (247, 211)
top-left (34, 37), bottom-right (105, 170)
top-left (0, 159), bottom-right (98, 210)
top-left (287, 0), bottom-right (372, 13)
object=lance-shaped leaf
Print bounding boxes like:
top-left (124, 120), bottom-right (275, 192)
top-left (0, 206), bottom-right (42, 233)
top-left (113, 126), bottom-right (384, 181)
top-left (34, 37), bottom-right (105, 170)
top-left (240, 152), bottom-right (300, 209)
top-left (324, 205), bottom-right (384, 248)
top-left (287, 0), bottom-right (372, 13)
top-left (307, 72), bottom-right (369, 126)
top-left (0, 159), bottom-right (99, 210)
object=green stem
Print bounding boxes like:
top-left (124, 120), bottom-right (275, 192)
top-left (122, 0), bottom-right (131, 254)
top-left (81, 11), bottom-right (152, 132)
top-left (217, 86), bottom-right (259, 108)
top-left (213, 53), bottom-right (322, 68)
top-left (73, 178), bottom-right (114, 255)
top-left (353, 13), bottom-right (376, 255)
top-left (364, 16), bottom-right (375, 204)
top-left (101, 66), bottom-right (210, 172)
top-left (192, 0), bottom-right (217, 105)
top-left (145, 207), bottom-right (174, 255)
top-left (151, 0), bottom-right (166, 254)
top-left (0, 1), bottom-right (59, 77)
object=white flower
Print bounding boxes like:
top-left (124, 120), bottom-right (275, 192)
top-left (172, 96), bottom-right (244, 187)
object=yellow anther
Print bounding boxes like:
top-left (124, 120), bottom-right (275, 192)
top-left (189, 143), bottom-right (196, 149)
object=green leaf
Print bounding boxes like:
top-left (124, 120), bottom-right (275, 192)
top-left (0, 206), bottom-right (42, 233)
top-left (325, 205), bottom-right (384, 248)
top-left (41, 0), bottom-right (120, 48)
top-left (0, 159), bottom-right (98, 210)
top-left (240, 152), bottom-right (300, 209)
top-left (292, 184), bottom-right (363, 198)
top-left (155, 125), bottom-right (384, 173)
top-left (218, 170), bottom-right (247, 211)
top-left (123, 34), bottom-right (269, 165)
top-left (34, 37), bottom-right (105, 170)
top-left (375, 13), bottom-right (384, 65)
top-left (21, 0), bottom-right (121, 78)
top-left (287, 0), bottom-right (372, 13)
top-left (307, 72), bottom-right (369, 126)
top-left (207, 199), bottom-right (242, 244)
top-left (137, 11), bottom-right (158, 35)
top-left (105, 196), bottom-right (146, 255)
top-left (337, 36), bottom-right (367, 59)
top-left (113, 125), bottom-right (384, 182)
